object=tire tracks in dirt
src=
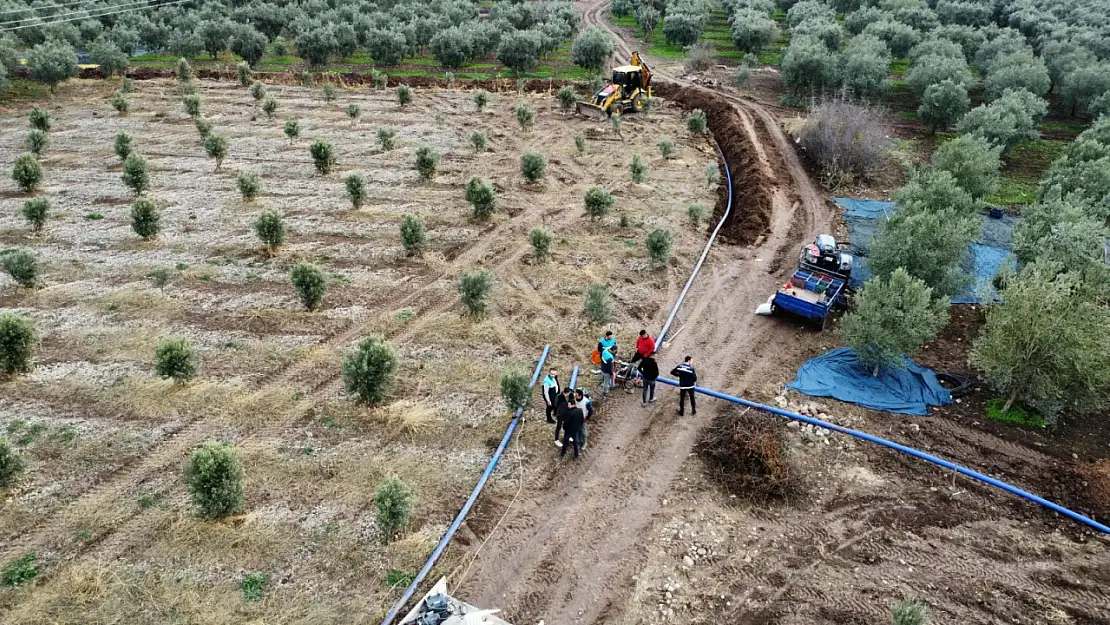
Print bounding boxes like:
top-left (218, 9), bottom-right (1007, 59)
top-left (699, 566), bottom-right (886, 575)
top-left (453, 4), bottom-right (833, 623)
top-left (0, 135), bottom-right (575, 603)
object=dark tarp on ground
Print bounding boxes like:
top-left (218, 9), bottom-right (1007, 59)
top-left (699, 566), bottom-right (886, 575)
top-left (786, 347), bottom-right (952, 415)
top-left (833, 198), bottom-right (1016, 304)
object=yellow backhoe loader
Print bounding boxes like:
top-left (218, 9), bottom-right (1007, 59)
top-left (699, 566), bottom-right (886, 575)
top-left (575, 52), bottom-right (653, 119)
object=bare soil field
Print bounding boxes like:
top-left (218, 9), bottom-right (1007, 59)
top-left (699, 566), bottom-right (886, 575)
top-left (0, 76), bottom-right (719, 622)
top-left (426, 8), bottom-right (1110, 625)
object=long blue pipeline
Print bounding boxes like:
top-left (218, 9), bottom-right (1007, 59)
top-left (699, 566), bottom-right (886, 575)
top-left (658, 138), bottom-right (733, 344)
top-left (653, 376), bottom-right (1110, 535)
top-left (379, 345), bottom-right (552, 625)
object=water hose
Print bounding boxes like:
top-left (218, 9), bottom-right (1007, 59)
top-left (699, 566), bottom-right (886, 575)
top-left (658, 139), bottom-right (733, 344)
top-left (653, 377), bottom-right (1110, 535)
top-left (379, 345), bottom-right (552, 625)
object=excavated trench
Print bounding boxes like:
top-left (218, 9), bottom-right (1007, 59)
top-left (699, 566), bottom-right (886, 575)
top-left (656, 81), bottom-right (773, 245)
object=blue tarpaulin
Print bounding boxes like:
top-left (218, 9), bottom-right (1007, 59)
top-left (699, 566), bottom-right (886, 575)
top-left (786, 347), bottom-right (952, 415)
top-left (833, 198), bottom-right (1016, 304)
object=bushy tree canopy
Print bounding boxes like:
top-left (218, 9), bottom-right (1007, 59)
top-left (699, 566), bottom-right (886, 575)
top-left (957, 88), bottom-right (1047, 156)
top-left (730, 9), bottom-right (780, 54)
top-left (571, 26), bottom-right (614, 75)
top-left (841, 268), bottom-right (950, 376)
top-left (918, 79), bottom-right (969, 134)
top-left (29, 39), bottom-right (78, 91)
top-left (970, 264), bottom-right (1110, 422)
top-left (930, 135), bottom-right (1001, 200)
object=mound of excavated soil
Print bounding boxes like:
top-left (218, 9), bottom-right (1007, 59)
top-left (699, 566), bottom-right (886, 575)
top-left (658, 81), bottom-right (773, 245)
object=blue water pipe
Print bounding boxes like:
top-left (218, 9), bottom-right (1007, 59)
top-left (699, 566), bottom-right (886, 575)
top-left (379, 345), bottom-right (552, 625)
top-left (653, 377), bottom-right (1110, 535)
top-left (658, 140), bottom-right (733, 345)
top-left (569, 364), bottom-right (579, 389)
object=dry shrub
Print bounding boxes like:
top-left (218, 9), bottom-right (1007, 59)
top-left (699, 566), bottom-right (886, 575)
top-left (684, 44), bottom-right (716, 74)
top-left (378, 399), bottom-right (442, 437)
top-left (797, 99), bottom-right (891, 188)
top-left (695, 406), bottom-right (803, 502)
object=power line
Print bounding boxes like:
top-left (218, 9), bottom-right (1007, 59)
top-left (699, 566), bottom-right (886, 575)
top-left (0, 0), bottom-right (104, 18)
top-left (0, 0), bottom-right (192, 32)
top-left (0, 0), bottom-right (168, 28)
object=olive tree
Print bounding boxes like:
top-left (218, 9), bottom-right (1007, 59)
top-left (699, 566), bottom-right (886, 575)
top-left (366, 28), bottom-right (406, 66)
top-left (309, 139), bottom-right (336, 175)
top-left (1061, 64), bottom-right (1110, 118)
top-left (584, 186), bottom-right (614, 220)
top-left (781, 35), bottom-right (840, 97)
top-left (571, 27), bottom-right (614, 75)
top-left (400, 213), bottom-right (426, 256)
top-left (918, 79), bottom-right (969, 134)
top-left (11, 154), bottom-right (42, 193)
top-left (415, 146), bottom-right (439, 181)
top-left (130, 197), bottom-right (160, 239)
top-left (231, 25), bottom-right (267, 67)
top-left (89, 38), bottom-right (128, 76)
top-left (906, 54), bottom-right (973, 97)
top-left (290, 263), bottom-right (327, 311)
top-left (458, 269), bottom-right (493, 317)
top-left (466, 176), bottom-right (497, 219)
top-left (868, 206), bottom-right (979, 298)
top-left (155, 337), bottom-right (197, 383)
top-left (342, 336), bottom-right (397, 405)
top-left (0, 313), bottom-right (35, 376)
top-left (297, 26), bottom-right (337, 67)
top-left (2, 249), bottom-right (38, 288)
top-left (970, 265), bottom-right (1110, 423)
top-left (957, 88), bottom-right (1047, 156)
top-left (204, 133), bottom-right (229, 171)
top-left (184, 443), bottom-right (244, 519)
top-left (429, 26), bottom-right (472, 69)
top-left (121, 153), bottom-right (150, 195)
top-left (840, 268), bottom-right (949, 376)
top-left (497, 29), bottom-right (543, 76)
top-left (983, 50), bottom-right (1050, 102)
top-left (253, 209), bottom-right (286, 255)
top-left (841, 35), bottom-right (891, 99)
top-left (22, 197), bottom-right (48, 233)
top-left (28, 39), bottom-right (78, 92)
top-left (664, 12), bottom-right (704, 47)
top-left (931, 135), bottom-right (1001, 200)
top-left (730, 9), bottom-right (779, 54)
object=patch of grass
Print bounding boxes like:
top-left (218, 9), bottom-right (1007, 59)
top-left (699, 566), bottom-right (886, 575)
top-left (84, 212), bottom-right (104, 220)
top-left (386, 569), bottom-right (414, 587)
top-left (990, 178), bottom-right (1038, 206)
top-left (897, 111), bottom-right (919, 121)
top-left (889, 58), bottom-right (910, 75)
top-left (758, 33), bottom-right (790, 67)
top-left (241, 572), bottom-right (268, 601)
top-left (985, 398), bottom-right (1045, 428)
top-left (16, 422), bottom-right (47, 446)
top-left (1, 553), bottom-right (37, 587)
top-left (988, 138), bottom-right (1068, 206)
top-left (1040, 119), bottom-right (1088, 135)
top-left (137, 490), bottom-right (166, 510)
top-left (74, 529), bottom-right (92, 542)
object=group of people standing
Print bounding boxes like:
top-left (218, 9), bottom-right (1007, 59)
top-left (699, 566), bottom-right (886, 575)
top-left (541, 372), bottom-right (593, 460)
top-left (540, 329), bottom-right (699, 461)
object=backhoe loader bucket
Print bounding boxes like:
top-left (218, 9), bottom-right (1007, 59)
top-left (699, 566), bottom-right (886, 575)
top-left (575, 100), bottom-right (608, 119)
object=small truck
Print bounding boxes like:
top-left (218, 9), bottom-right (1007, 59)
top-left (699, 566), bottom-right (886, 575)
top-left (770, 267), bottom-right (847, 330)
top-left (758, 235), bottom-right (852, 330)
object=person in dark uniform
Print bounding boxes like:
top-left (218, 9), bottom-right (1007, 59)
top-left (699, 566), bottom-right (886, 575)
top-left (670, 356), bottom-right (697, 416)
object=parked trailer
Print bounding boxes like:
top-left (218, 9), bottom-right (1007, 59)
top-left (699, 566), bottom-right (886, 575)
top-left (770, 266), bottom-right (846, 330)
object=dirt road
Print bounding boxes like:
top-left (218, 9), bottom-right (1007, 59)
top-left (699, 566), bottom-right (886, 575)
top-left (454, 3), bottom-right (835, 622)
